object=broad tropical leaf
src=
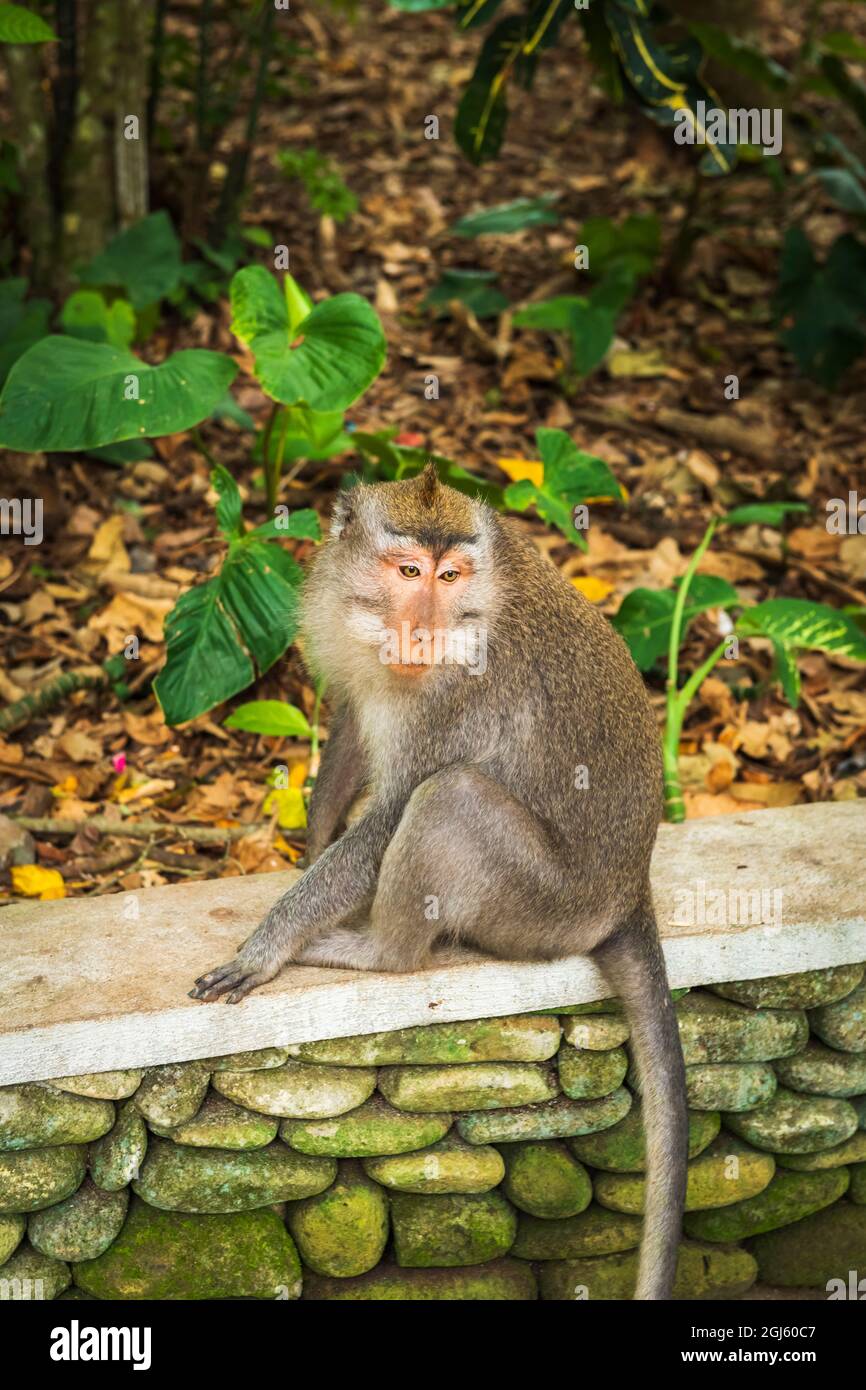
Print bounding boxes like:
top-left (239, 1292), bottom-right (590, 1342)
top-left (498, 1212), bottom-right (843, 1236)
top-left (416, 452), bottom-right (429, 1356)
top-left (224, 700), bottom-right (312, 737)
top-left (78, 211), bottom-right (183, 309)
top-left (0, 337), bottom-right (237, 451)
top-left (503, 427), bottom-right (624, 547)
top-left (60, 291), bottom-right (136, 349)
top-left (229, 267), bottom-right (386, 411)
top-left (0, 278), bottom-right (50, 386)
top-left (736, 598), bottom-right (866, 705)
top-left (0, 3), bottom-right (56, 42)
top-left (612, 574), bottom-right (740, 671)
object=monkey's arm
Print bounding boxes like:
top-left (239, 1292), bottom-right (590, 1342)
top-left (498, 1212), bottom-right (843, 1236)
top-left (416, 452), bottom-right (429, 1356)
top-left (305, 703), bottom-right (366, 865)
top-left (190, 798), bottom-right (404, 1003)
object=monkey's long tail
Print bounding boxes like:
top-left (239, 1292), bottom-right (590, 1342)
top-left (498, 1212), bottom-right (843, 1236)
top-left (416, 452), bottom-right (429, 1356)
top-left (593, 902), bottom-right (688, 1300)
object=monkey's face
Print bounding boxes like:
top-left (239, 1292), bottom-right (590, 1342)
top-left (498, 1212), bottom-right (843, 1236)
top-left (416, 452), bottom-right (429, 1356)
top-left (312, 468), bottom-right (496, 684)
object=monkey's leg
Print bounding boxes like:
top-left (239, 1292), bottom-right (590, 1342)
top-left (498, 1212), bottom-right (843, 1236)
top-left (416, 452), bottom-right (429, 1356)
top-left (295, 765), bottom-right (573, 972)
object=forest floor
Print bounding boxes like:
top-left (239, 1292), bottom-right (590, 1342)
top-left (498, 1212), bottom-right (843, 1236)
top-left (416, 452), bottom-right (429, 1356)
top-left (1, 2), bottom-right (864, 902)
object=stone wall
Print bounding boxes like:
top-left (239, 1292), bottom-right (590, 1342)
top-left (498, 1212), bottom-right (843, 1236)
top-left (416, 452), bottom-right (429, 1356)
top-left (1, 963), bottom-right (865, 1301)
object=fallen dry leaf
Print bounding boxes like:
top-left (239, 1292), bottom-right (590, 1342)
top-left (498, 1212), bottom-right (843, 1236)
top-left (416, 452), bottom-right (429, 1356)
top-left (11, 864), bottom-right (66, 900)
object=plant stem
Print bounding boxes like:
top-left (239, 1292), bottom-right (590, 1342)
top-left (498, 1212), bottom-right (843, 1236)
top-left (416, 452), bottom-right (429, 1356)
top-left (266, 407), bottom-right (290, 513)
top-left (663, 518), bottom-right (718, 823)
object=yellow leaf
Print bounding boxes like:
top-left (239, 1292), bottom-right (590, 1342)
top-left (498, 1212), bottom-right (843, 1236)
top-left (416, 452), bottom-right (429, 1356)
top-left (274, 834), bottom-right (302, 863)
top-left (497, 457), bottom-right (543, 487)
top-left (263, 787), bottom-right (308, 830)
top-left (52, 775), bottom-right (78, 797)
top-left (289, 762), bottom-right (308, 789)
top-left (571, 576), bottom-right (614, 602)
top-left (11, 865), bottom-right (66, 900)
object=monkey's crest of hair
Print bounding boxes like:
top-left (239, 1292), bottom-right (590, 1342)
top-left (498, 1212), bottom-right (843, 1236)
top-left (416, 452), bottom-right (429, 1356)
top-left (300, 465), bottom-right (502, 701)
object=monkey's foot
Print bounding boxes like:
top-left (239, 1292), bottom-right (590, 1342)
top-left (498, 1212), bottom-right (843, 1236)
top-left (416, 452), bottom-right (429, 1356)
top-left (189, 956), bottom-right (279, 1004)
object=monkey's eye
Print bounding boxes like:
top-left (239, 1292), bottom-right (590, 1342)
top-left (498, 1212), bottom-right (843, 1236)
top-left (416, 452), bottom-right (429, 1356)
top-left (439, 568), bottom-right (460, 583)
top-left (398, 563), bottom-right (421, 578)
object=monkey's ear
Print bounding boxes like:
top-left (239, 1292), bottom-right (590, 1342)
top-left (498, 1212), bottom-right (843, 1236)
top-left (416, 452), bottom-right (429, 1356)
top-left (330, 487), bottom-right (355, 539)
top-left (417, 461), bottom-right (439, 508)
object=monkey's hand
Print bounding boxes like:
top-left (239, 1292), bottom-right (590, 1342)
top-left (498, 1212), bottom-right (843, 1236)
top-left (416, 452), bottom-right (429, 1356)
top-left (189, 934), bottom-right (283, 1004)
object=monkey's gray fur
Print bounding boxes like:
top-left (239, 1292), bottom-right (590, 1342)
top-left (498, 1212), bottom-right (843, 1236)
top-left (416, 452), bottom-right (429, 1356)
top-left (192, 465), bottom-right (688, 1300)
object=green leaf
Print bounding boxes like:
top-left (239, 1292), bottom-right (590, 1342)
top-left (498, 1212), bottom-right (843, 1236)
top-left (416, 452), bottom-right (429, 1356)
top-left (423, 268), bottom-right (509, 318)
top-left (0, 337), bottom-right (237, 451)
top-left (451, 196), bottom-right (559, 236)
top-left (259, 405), bottom-right (351, 464)
top-left (688, 23), bottom-right (791, 92)
top-left (60, 291), bottom-right (136, 349)
top-left (775, 228), bottom-right (866, 387)
top-left (819, 31), bottom-right (866, 62)
top-left (722, 502), bottom-right (810, 527)
top-left (224, 700), bottom-right (312, 738)
top-left (577, 214), bottom-right (660, 280)
top-left (248, 508), bottom-right (322, 542)
top-left (513, 295), bottom-right (617, 376)
top-left (0, 278), bottom-right (50, 387)
top-left (154, 539), bottom-right (304, 726)
top-left (503, 428), bottom-right (625, 546)
top-left (735, 598), bottom-right (866, 707)
top-left (78, 211), bottom-right (183, 309)
top-left (611, 574), bottom-right (739, 671)
top-left (212, 465), bottom-right (244, 541)
top-left (352, 431), bottom-right (503, 505)
top-left (0, 3), bottom-right (56, 42)
top-left (817, 168), bottom-right (866, 216)
top-left (229, 267), bottom-right (386, 411)
top-left (85, 439), bottom-right (153, 467)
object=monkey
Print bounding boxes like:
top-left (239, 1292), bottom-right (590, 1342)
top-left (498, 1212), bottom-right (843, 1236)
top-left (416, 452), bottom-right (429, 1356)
top-left (190, 463), bottom-right (688, 1300)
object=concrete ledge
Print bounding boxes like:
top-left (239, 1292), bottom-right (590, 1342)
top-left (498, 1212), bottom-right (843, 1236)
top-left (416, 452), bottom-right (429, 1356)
top-left (0, 801), bottom-right (863, 1085)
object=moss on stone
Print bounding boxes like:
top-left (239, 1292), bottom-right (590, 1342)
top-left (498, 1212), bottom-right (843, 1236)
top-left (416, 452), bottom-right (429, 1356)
top-left (149, 1091), bottom-right (278, 1149)
top-left (362, 1133), bottom-right (504, 1193)
top-left (746, 1200), bottom-right (866, 1287)
top-left (456, 1088), bottom-right (632, 1145)
top-left (0, 1083), bottom-right (114, 1151)
top-left (286, 1015), bottom-right (561, 1066)
top-left (684, 1166), bottom-right (850, 1242)
top-left (287, 1160), bottom-right (388, 1277)
top-left (45, 1070), bottom-right (143, 1100)
top-left (848, 1162), bottom-right (866, 1203)
top-left (132, 1136), bottom-right (335, 1212)
top-left (809, 981), bottom-right (866, 1053)
top-left (594, 1134), bottom-right (775, 1213)
top-left (568, 1102), bottom-right (720, 1172)
top-left (511, 1202), bottom-right (643, 1260)
top-left (28, 1176), bottom-right (128, 1261)
top-left (538, 1240), bottom-right (757, 1300)
top-left (675, 992), bottom-right (808, 1065)
top-left (391, 1189), bottom-right (517, 1267)
top-left (684, 1062), bottom-right (776, 1112)
top-left (379, 1061), bottom-right (558, 1113)
top-left (776, 1129), bottom-right (866, 1170)
top-left (134, 1063), bottom-right (210, 1129)
top-left (774, 1040), bottom-right (866, 1098)
top-left (0, 1212), bottom-right (25, 1265)
top-left (281, 1094), bottom-right (452, 1158)
top-left (303, 1257), bottom-right (536, 1300)
top-left (89, 1100), bottom-right (147, 1192)
top-left (0, 1241), bottom-right (71, 1299)
top-left (561, 1015), bottom-right (630, 1050)
top-left (208, 1048), bottom-right (289, 1071)
top-left (710, 963), bottom-right (864, 1011)
top-left (73, 1196), bottom-right (301, 1299)
top-left (213, 1060), bottom-right (376, 1119)
top-left (500, 1140), bottom-right (592, 1219)
top-left (0, 1144), bottom-right (85, 1213)
top-left (724, 1086), bottom-right (859, 1154)
top-left (557, 1045), bottom-right (628, 1100)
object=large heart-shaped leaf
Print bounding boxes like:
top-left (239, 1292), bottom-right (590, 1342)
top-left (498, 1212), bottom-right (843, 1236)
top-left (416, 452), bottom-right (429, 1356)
top-left (0, 278), bottom-right (50, 387)
top-left (230, 267), bottom-right (385, 411)
top-left (0, 337), bottom-right (237, 451)
top-left (78, 211), bottom-right (183, 309)
top-left (611, 574), bottom-right (740, 671)
top-left (736, 598), bottom-right (866, 705)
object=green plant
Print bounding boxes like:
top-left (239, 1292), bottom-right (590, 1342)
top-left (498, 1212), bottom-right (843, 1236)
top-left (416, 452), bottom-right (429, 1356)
top-left (611, 504), bottom-right (866, 821)
top-left (230, 266), bottom-right (387, 510)
top-left (0, 3), bottom-right (55, 44)
top-left (276, 148), bottom-right (357, 222)
top-left (501, 427), bottom-right (624, 548)
top-left (153, 466), bottom-right (321, 728)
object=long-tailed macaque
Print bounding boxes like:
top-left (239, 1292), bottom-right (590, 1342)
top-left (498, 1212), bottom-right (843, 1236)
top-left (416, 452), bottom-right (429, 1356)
top-left (191, 464), bottom-right (688, 1300)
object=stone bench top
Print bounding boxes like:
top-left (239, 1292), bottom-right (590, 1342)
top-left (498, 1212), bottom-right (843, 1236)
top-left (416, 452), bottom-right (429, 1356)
top-left (0, 801), bottom-right (863, 1086)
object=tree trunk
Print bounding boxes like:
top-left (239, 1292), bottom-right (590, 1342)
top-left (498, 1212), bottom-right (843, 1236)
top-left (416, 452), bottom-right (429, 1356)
top-left (114, 0), bottom-right (156, 227)
top-left (61, 0), bottom-right (118, 273)
top-left (2, 44), bottom-right (55, 289)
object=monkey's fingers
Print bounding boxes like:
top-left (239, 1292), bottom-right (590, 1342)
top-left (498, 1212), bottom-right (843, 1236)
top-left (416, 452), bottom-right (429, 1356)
top-left (189, 959), bottom-right (247, 1001)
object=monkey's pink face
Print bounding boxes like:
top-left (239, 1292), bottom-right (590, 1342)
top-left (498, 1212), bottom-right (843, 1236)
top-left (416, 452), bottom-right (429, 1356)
top-left (379, 546), bottom-right (475, 676)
